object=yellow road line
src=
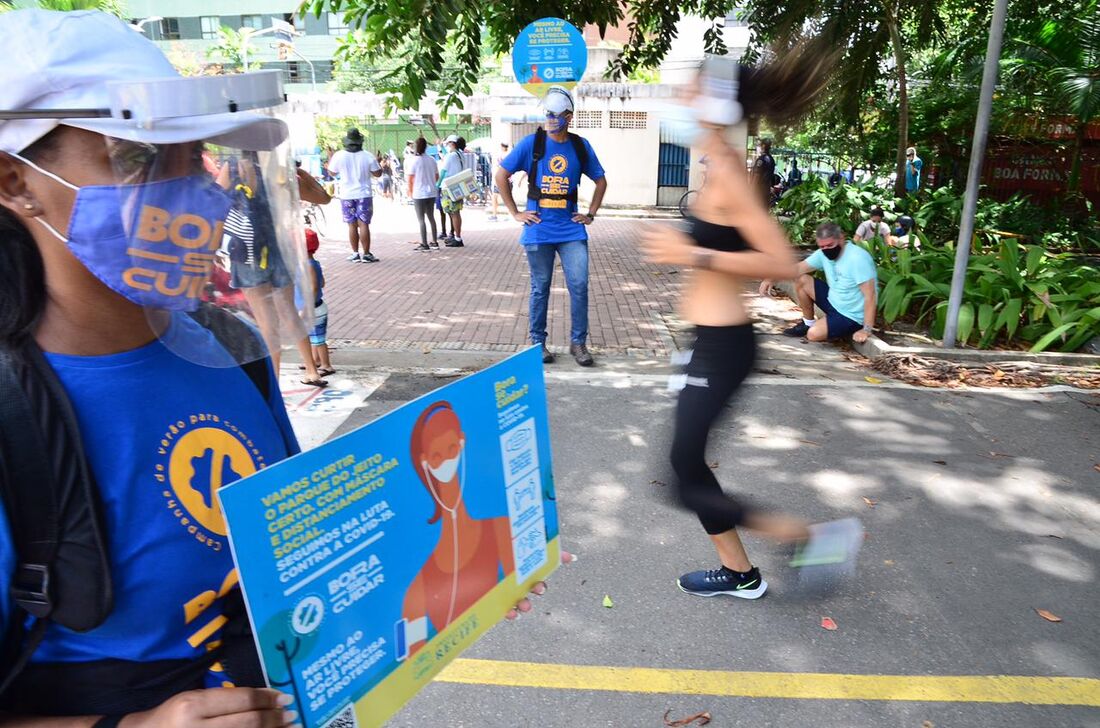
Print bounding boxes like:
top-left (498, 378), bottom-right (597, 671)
top-left (437, 659), bottom-right (1100, 707)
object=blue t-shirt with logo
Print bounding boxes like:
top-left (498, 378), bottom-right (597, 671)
top-left (805, 243), bottom-right (878, 324)
top-left (0, 313), bottom-right (298, 685)
top-left (501, 133), bottom-right (605, 245)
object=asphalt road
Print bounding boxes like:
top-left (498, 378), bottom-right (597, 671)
top-left (303, 337), bottom-right (1100, 728)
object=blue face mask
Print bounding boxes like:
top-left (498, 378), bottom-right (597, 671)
top-left (14, 153), bottom-right (233, 311)
top-left (545, 113), bottom-right (568, 134)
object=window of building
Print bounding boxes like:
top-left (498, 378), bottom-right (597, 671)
top-left (200, 16), bottom-right (220, 40)
top-left (609, 111), bottom-right (647, 130)
top-left (285, 62), bottom-right (303, 83)
top-left (240, 15), bottom-right (264, 31)
top-left (160, 17), bottom-right (180, 40)
top-left (572, 111), bottom-right (603, 129)
top-left (328, 12), bottom-right (350, 35)
top-left (724, 8), bottom-right (748, 27)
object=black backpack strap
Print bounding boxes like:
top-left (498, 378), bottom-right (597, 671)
top-left (569, 132), bottom-right (589, 171)
top-left (0, 347), bottom-right (58, 623)
top-left (527, 127), bottom-right (547, 203)
top-left (0, 340), bottom-right (114, 699)
top-left (187, 305), bottom-right (297, 456)
top-left (187, 305), bottom-right (270, 403)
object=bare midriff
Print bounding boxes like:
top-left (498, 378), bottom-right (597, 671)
top-left (680, 183), bottom-right (751, 327)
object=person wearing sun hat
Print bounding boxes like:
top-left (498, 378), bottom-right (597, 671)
top-left (328, 126), bottom-right (383, 262)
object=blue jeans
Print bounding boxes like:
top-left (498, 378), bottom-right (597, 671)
top-left (525, 240), bottom-right (588, 345)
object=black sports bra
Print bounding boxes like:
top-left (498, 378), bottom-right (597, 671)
top-left (687, 215), bottom-right (750, 252)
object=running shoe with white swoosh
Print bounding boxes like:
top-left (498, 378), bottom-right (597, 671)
top-left (677, 565), bottom-right (767, 599)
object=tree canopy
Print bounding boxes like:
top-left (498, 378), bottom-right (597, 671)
top-left (304, 0), bottom-right (739, 110)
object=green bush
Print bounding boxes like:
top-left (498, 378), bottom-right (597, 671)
top-left (778, 180), bottom-right (1099, 253)
top-left (865, 238), bottom-right (1100, 353)
top-left (775, 178), bottom-right (894, 244)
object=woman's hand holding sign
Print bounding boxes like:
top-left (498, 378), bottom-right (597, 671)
top-left (506, 549), bottom-right (577, 620)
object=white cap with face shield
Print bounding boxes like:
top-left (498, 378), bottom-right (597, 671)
top-left (541, 86), bottom-right (575, 115)
top-left (0, 9), bottom-right (311, 367)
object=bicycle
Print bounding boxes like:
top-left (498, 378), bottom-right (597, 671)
top-left (678, 189), bottom-right (698, 218)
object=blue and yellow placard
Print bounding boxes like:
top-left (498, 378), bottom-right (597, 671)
top-left (220, 347), bottom-right (559, 727)
top-left (512, 17), bottom-right (588, 96)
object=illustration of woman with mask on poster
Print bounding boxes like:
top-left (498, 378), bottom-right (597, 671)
top-left (401, 401), bottom-right (519, 655)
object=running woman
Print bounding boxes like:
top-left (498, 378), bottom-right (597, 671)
top-left (642, 48), bottom-right (860, 600)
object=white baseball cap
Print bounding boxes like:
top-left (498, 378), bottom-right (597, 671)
top-left (444, 134), bottom-right (460, 144)
top-left (0, 9), bottom-right (287, 153)
top-left (542, 86), bottom-right (574, 114)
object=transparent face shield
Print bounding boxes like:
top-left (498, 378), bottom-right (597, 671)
top-left (4, 71), bottom-right (312, 367)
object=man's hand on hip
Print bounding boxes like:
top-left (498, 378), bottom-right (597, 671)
top-left (513, 210), bottom-right (541, 224)
top-left (572, 213), bottom-right (594, 225)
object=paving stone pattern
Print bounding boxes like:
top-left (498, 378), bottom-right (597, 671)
top-left (314, 204), bottom-right (683, 355)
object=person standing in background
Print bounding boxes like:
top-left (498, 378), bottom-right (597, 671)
top-left (905, 146), bottom-right (922, 193)
top-left (408, 137), bottom-right (441, 251)
top-left (752, 139), bottom-right (775, 204)
top-left (328, 128), bottom-right (382, 263)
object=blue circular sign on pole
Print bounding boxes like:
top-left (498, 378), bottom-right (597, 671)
top-left (512, 17), bottom-right (588, 97)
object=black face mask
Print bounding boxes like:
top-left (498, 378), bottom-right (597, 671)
top-left (822, 245), bottom-right (842, 261)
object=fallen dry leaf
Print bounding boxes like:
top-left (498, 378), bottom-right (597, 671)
top-left (820, 616), bottom-right (838, 631)
top-left (663, 710), bottom-right (712, 727)
top-left (798, 439), bottom-right (822, 447)
top-left (1094, 464), bottom-right (1100, 473)
top-left (883, 560), bottom-right (895, 566)
top-left (650, 479), bottom-right (667, 487)
top-left (864, 376), bottom-right (883, 384)
top-left (1045, 534), bottom-right (1063, 539)
top-left (922, 721), bottom-right (935, 728)
top-left (1035, 608), bottom-right (1062, 623)
top-left (932, 460), bottom-right (946, 465)
top-left (708, 461), bottom-right (719, 469)
top-left (862, 497), bottom-right (877, 508)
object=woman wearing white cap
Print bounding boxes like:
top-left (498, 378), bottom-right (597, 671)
top-left (0, 9), bottom-right (552, 726)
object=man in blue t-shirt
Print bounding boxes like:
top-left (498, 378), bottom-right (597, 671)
top-left (760, 222), bottom-right (878, 343)
top-left (496, 86), bottom-right (608, 367)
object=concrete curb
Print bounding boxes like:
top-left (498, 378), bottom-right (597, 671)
top-left (772, 280), bottom-right (1099, 367)
top-left (850, 334), bottom-right (1100, 367)
top-left (595, 206), bottom-right (682, 220)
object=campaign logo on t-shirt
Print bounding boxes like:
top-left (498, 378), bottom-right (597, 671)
top-left (540, 154), bottom-right (572, 209)
top-left (156, 414), bottom-right (270, 550)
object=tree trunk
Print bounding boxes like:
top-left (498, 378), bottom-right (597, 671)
top-left (885, 6), bottom-right (910, 197)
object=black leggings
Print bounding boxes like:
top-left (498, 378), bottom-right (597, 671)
top-left (669, 324), bottom-right (757, 535)
top-left (414, 197), bottom-right (437, 245)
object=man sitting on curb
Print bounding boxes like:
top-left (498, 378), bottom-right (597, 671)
top-left (760, 222), bottom-right (878, 344)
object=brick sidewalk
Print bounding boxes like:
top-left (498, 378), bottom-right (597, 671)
top-left (313, 199), bottom-right (683, 354)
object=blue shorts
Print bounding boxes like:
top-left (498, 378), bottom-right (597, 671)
top-left (231, 245), bottom-right (292, 290)
top-left (309, 301), bottom-right (328, 345)
top-left (341, 197), bottom-right (374, 224)
top-left (813, 278), bottom-right (863, 339)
